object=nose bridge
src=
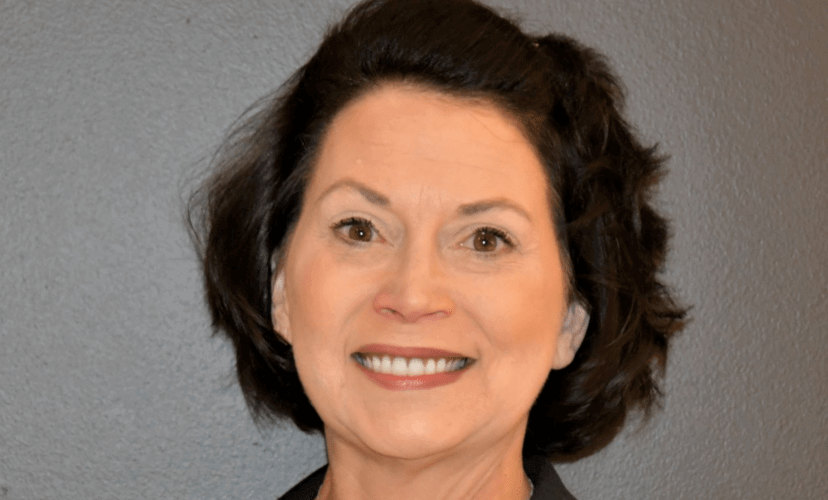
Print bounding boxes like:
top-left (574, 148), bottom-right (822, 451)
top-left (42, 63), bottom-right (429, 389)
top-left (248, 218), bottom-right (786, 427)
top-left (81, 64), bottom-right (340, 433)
top-left (374, 228), bottom-right (452, 323)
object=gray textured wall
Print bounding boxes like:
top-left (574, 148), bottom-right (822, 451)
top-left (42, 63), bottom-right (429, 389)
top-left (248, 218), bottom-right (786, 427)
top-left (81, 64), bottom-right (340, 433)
top-left (1, 0), bottom-right (825, 498)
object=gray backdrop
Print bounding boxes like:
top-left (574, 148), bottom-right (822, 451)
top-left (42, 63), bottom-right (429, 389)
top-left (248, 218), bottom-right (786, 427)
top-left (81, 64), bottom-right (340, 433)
top-left (1, 0), bottom-right (826, 498)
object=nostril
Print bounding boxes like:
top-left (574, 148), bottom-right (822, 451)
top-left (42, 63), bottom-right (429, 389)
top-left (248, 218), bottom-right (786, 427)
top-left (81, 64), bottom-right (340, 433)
top-left (373, 281), bottom-right (454, 323)
top-left (376, 305), bottom-right (451, 323)
top-left (379, 307), bottom-right (399, 317)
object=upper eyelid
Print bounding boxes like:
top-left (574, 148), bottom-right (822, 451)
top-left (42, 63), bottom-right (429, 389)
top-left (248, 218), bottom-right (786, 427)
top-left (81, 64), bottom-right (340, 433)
top-left (481, 227), bottom-right (514, 246)
top-left (334, 216), bottom-right (372, 225)
top-left (472, 225), bottom-right (515, 243)
top-left (332, 216), bottom-right (375, 230)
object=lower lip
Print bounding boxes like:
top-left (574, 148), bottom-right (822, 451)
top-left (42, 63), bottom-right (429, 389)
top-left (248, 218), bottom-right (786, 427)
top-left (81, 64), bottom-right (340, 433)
top-left (356, 363), bottom-right (468, 390)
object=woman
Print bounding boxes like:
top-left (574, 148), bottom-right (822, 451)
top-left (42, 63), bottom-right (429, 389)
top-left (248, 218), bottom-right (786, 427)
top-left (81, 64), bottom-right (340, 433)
top-left (190, 0), bottom-right (686, 498)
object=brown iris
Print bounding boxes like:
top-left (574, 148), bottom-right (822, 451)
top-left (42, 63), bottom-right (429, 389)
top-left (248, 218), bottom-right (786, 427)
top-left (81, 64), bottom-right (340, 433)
top-left (348, 221), bottom-right (373, 242)
top-left (473, 229), bottom-right (498, 252)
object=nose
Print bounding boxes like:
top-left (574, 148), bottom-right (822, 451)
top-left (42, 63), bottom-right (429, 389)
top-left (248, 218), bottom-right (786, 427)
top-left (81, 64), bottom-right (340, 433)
top-left (373, 239), bottom-right (453, 323)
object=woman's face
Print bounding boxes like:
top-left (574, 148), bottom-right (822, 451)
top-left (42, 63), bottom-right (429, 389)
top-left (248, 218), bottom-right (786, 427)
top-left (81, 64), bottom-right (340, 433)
top-left (275, 84), bottom-right (581, 460)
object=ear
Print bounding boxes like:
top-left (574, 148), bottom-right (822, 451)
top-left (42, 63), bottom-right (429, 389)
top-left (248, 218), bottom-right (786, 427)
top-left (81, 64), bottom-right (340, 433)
top-left (552, 302), bottom-right (589, 369)
top-left (271, 270), bottom-right (292, 344)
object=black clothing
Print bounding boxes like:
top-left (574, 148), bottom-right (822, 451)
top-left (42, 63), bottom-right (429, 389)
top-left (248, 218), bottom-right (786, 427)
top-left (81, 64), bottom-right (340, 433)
top-left (278, 465), bottom-right (326, 500)
top-left (278, 455), bottom-right (576, 500)
top-left (523, 455), bottom-right (577, 500)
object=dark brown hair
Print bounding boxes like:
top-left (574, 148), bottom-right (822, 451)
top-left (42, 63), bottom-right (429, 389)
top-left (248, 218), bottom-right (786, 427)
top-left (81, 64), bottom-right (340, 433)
top-left (189, 0), bottom-right (686, 460)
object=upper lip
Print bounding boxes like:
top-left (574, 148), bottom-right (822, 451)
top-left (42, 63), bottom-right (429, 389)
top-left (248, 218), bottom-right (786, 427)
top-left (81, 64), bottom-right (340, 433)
top-left (356, 344), bottom-right (470, 359)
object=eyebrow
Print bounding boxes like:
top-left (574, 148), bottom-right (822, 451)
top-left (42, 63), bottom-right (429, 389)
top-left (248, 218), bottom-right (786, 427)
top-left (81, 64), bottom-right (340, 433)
top-left (457, 198), bottom-right (533, 222)
top-left (317, 178), bottom-right (390, 206)
top-left (317, 178), bottom-right (531, 221)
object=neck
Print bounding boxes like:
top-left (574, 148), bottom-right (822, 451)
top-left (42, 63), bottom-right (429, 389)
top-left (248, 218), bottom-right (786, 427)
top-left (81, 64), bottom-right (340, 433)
top-left (317, 425), bottom-right (532, 500)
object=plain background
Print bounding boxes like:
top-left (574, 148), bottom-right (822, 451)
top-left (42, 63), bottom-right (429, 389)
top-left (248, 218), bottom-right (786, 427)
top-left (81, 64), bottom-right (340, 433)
top-left (1, 0), bottom-right (825, 498)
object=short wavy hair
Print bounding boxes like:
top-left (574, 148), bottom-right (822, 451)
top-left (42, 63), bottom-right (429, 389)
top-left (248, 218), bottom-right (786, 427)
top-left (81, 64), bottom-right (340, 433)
top-left (190, 0), bottom-right (686, 460)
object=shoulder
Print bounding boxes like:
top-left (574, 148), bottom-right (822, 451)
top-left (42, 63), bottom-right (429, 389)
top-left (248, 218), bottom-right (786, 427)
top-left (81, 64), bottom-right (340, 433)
top-left (277, 465), bottom-right (327, 500)
top-left (524, 455), bottom-right (577, 500)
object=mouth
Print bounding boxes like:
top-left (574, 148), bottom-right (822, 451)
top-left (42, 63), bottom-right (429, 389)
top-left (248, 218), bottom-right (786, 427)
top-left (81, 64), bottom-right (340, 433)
top-left (351, 352), bottom-right (472, 376)
top-left (351, 344), bottom-right (475, 390)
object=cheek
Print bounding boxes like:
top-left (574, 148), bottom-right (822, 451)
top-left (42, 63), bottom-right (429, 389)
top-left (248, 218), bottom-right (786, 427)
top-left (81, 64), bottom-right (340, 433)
top-left (475, 276), bottom-right (566, 413)
top-left (286, 245), bottom-right (378, 358)
top-left (477, 268), bottom-right (567, 359)
top-left (284, 252), bottom-right (351, 409)
top-left (287, 252), bottom-right (341, 349)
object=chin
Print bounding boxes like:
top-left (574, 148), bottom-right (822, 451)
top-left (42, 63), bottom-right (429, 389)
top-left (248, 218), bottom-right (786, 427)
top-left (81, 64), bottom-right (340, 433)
top-left (365, 435), bottom-right (460, 462)
top-left (354, 413), bottom-right (470, 460)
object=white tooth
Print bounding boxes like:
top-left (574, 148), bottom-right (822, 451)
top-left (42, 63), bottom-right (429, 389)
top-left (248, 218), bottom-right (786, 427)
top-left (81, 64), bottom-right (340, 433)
top-left (391, 357), bottom-right (408, 376)
top-left (425, 359), bottom-right (436, 374)
top-left (446, 359), bottom-right (456, 371)
top-left (372, 355), bottom-right (382, 372)
top-left (436, 359), bottom-right (446, 373)
top-left (408, 358), bottom-right (425, 376)
top-left (363, 355), bottom-right (372, 370)
top-left (381, 356), bottom-right (392, 374)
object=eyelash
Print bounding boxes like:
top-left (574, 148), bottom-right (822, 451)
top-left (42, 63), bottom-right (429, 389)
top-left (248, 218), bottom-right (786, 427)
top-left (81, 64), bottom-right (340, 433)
top-left (331, 216), bottom-right (378, 243)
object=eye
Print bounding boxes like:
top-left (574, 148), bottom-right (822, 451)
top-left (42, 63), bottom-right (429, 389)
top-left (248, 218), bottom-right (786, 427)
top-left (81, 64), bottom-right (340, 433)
top-left (464, 227), bottom-right (514, 254)
top-left (332, 217), bottom-right (379, 243)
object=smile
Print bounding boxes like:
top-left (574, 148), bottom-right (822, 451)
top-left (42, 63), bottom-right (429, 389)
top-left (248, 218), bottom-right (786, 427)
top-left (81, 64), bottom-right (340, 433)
top-left (351, 345), bottom-right (476, 390)
top-left (352, 353), bottom-right (471, 376)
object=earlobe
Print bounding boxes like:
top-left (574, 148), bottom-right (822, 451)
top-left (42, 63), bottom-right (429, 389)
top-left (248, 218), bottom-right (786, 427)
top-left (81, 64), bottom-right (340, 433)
top-left (271, 270), bottom-right (292, 344)
top-left (552, 302), bottom-right (590, 368)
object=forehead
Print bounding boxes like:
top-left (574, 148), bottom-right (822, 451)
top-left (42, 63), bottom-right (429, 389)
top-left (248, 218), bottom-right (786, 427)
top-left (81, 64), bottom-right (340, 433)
top-left (306, 83), bottom-right (550, 210)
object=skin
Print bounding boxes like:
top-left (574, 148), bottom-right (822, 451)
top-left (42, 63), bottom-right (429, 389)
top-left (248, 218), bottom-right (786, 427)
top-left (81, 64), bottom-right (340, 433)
top-left (273, 83), bottom-right (584, 500)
